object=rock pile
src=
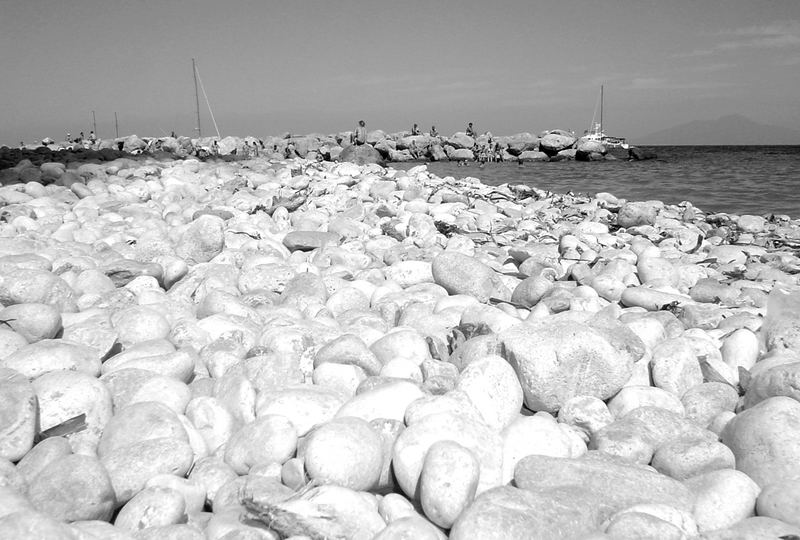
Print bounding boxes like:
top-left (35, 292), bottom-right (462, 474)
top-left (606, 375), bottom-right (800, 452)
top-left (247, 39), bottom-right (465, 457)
top-left (4, 126), bottom-right (650, 168)
top-left (0, 152), bottom-right (799, 538)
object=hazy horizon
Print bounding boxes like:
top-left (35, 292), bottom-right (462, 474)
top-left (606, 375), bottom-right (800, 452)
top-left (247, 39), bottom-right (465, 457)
top-left (3, 0), bottom-right (800, 146)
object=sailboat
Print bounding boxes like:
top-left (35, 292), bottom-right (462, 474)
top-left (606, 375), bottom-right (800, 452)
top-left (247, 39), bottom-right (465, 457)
top-left (582, 85), bottom-right (629, 149)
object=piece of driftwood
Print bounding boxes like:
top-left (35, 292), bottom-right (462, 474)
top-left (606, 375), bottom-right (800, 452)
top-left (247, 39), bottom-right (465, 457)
top-left (37, 413), bottom-right (87, 441)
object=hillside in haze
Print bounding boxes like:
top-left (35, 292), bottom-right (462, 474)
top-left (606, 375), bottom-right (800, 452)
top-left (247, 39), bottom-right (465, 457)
top-left (638, 115), bottom-right (800, 146)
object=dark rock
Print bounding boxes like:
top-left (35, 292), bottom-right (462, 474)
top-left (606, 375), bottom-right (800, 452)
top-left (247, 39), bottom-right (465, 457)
top-left (339, 144), bottom-right (385, 166)
top-left (628, 147), bottom-right (658, 160)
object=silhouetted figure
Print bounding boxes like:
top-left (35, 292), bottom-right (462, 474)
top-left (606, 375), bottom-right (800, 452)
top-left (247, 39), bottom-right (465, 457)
top-left (411, 123), bottom-right (420, 136)
top-left (430, 125), bottom-right (438, 137)
top-left (466, 122), bottom-right (475, 137)
top-left (353, 120), bottom-right (367, 145)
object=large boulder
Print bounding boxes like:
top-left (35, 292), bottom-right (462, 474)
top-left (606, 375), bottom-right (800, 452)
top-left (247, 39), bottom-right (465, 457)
top-left (539, 130), bottom-right (577, 156)
top-left (721, 396), bottom-right (800, 487)
top-left (499, 319), bottom-right (634, 413)
top-left (503, 133), bottom-right (539, 155)
top-left (338, 144), bottom-right (385, 166)
top-left (446, 133), bottom-right (475, 150)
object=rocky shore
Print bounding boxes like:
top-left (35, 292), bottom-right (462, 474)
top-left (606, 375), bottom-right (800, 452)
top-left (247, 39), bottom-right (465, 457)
top-left (4, 126), bottom-right (655, 173)
top-left (1, 149), bottom-right (800, 539)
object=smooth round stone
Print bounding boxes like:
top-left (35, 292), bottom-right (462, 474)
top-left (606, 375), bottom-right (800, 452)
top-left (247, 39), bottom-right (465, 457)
top-left (701, 516), bottom-right (800, 540)
top-left (0, 328), bottom-right (28, 360)
top-left (224, 415), bottom-right (297, 474)
top-left (114, 486), bottom-right (187, 532)
top-left (373, 515), bottom-right (445, 540)
top-left (144, 474), bottom-right (206, 515)
top-left (420, 440), bottom-right (479, 529)
top-left (282, 230), bottom-right (340, 252)
top-left (514, 454), bottom-right (694, 514)
top-left (111, 306), bottom-right (171, 348)
top-left (756, 478), bottom-right (800, 526)
top-left (370, 328), bottom-right (430, 367)
top-left (744, 361), bottom-right (800, 408)
top-left (681, 382), bottom-right (739, 428)
top-left (335, 379), bottom-right (425, 422)
top-left (720, 328), bottom-right (759, 372)
top-left (280, 457), bottom-right (306, 491)
top-left (721, 396), bottom-right (800, 488)
top-left (499, 319), bottom-right (633, 413)
top-left (134, 524), bottom-right (204, 540)
top-left (455, 354), bottom-right (523, 431)
top-left (312, 362), bottom-right (366, 396)
top-left (325, 286), bottom-right (371, 318)
top-left (187, 457), bottom-right (237, 506)
top-left (0, 511), bottom-right (78, 539)
top-left (97, 401), bottom-right (188, 459)
top-left (255, 386), bottom-right (344, 437)
top-left (0, 457), bottom-right (26, 493)
top-left (557, 395), bottom-right (614, 438)
top-left (0, 268), bottom-right (77, 312)
top-left (0, 338), bottom-right (101, 379)
top-left (431, 251), bottom-right (499, 303)
top-left (450, 485), bottom-right (599, 540)
top-left (0, 485), bottom-right (33, 520)
top-left (393, 411), bottom-right (503, 499)
top-left (127, 376), bottom-right (192, 414)
top-left (378, 492), bottom-right (417, 523)
top-left (650, 337), bottom-right (704, 397)
top-left (185, 397), bottom-right (237, 455)
top-left (303, 416), bottom-right (383, 490)
top-left (207, 476), bottom-right (246, 513)
top-left (28, 454), bottom-right (115, 522)
top-left (70, 520), bottom-right (135, 539)
top-left (651, 436), bottom-right (735, 480)
top-left (383, 260), bottom-right (434, 288)
top-left (32, 370), bottom-right (113, 453)
top-left (15, 436), bottom-right (72, 485)
top-left (502, 413), bottom-right (586, 483)
top-left (0, 369), bottom-right (37, 461)
top-left (101, 437), bottom-right (195, 506)
top-left (0, 303), bottom-right (61, 342)
top-left (590, 416), bottom-right (656, 465)
top-left (607, 385), bottom-right (685, 418)
top-left (404, 391), bottom-right (483, 426)
top-left (684, 469), bottom-right (761, 532)
top-left (602, 503), bottom-right (698, 539)
top-left (380, 358), bottom-right (423, 382)
top-left (175, 215), bottom-right (225, 264)
top-left (603, 511), bottom-right (687, 539)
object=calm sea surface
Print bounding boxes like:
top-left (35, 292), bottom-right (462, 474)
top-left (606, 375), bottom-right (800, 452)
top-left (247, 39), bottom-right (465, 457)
top-left (393, 146), bottom-right (800, 218)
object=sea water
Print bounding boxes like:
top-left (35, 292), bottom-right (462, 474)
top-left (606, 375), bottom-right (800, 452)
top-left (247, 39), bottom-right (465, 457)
top-left (394, 146), bottom-right (800, 218)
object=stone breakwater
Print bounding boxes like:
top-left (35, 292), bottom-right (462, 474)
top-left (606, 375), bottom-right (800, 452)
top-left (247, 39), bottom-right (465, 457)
top-left (6, 125), bottom-right (652, 169)
top-left (1, 153), bottom-right (800, 539)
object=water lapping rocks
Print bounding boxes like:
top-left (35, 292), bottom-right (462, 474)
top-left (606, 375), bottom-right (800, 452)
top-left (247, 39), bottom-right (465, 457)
top-left (0, 152), bottom-right (800, 538)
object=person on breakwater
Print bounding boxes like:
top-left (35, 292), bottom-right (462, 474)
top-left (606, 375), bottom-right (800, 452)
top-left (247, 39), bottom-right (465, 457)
top-left (411, 123), bottom-right (420, 136)
top-left (466, 122), bottom-right (476, 137)
top-left (89, 131), bottom-right (96, 143)
top-left (352, 120), bottom-right (367, 146)
top-left (430, 125), bottom-right (438, 137)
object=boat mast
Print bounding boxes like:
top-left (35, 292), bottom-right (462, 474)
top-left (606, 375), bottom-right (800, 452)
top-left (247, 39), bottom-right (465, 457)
top-left (600, 84), bottom-right (604, 133)
top-left (193, 58), bottom-right (202, 138)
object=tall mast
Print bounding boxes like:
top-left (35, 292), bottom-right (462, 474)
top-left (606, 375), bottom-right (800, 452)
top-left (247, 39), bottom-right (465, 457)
top-left (600, 85), bottom-right (604, 132)
top-left (193, 58), bottom-right (202, 137)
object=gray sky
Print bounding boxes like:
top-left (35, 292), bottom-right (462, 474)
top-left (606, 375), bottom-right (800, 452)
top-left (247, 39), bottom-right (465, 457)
top-left (2, 0), bottom-right (799, 145)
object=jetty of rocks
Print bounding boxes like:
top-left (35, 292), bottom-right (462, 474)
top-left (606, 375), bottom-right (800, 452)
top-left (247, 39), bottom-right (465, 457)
top-left (1, 149), bottom-right (800, 539)
top-left (4, 126), bottom-right (656, 170)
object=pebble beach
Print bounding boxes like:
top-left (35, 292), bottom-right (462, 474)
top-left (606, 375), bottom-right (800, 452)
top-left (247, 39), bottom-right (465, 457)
top-left (2, 147), bottom-right (800, 539)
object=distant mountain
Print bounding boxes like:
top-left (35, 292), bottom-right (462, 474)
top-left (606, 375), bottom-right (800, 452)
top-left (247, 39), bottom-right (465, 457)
top-left (638, 114), bottom-right (800, 145)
